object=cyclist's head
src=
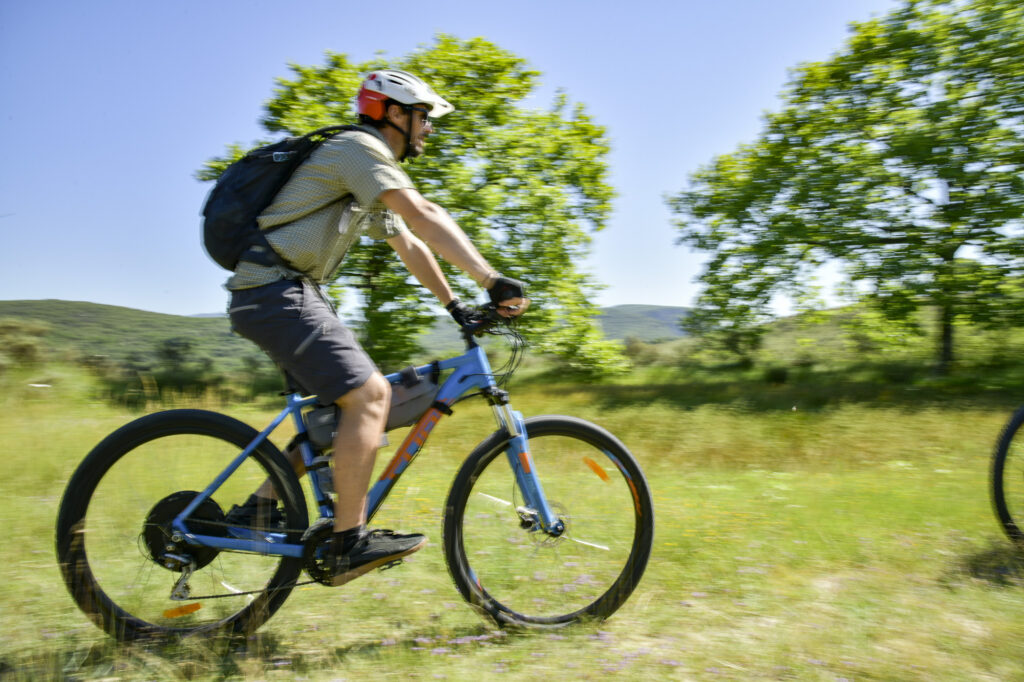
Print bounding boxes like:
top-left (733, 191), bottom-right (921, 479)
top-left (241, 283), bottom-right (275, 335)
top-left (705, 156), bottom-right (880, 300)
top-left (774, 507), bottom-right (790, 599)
top-left (356, 70), bottom-right (453, 160)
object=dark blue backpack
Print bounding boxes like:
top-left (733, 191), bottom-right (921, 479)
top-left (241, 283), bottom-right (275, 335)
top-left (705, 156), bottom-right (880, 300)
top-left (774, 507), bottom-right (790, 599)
top-left (201, 125), bottom-right (364, 271)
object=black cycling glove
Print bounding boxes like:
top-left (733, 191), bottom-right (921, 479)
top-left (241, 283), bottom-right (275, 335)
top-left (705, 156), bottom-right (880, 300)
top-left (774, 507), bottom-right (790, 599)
top-left (487, 275), bottom-right (526, 306)
top-left (446, 298), bottom-right (478, 327)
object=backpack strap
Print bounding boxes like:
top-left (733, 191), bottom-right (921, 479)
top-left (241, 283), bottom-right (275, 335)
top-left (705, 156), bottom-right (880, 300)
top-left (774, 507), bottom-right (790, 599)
top-left (238, 124), bottom-right (373, 269)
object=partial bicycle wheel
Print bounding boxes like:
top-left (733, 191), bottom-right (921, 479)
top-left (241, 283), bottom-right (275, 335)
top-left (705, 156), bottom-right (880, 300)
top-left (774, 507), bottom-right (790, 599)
top-left (56, 409), bottom-right (308, 640)
top-left (444, 416), bottom-right (654, 626)
top-left (992, 405), bottom-right (1024, 546)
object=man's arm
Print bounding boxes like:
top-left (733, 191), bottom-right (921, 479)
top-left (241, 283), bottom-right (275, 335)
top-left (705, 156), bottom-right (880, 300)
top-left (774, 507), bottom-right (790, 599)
top-left (385, 230), bottom-right (455, 306)
top-left (380, 188), bottom-right (497, 288)
top-left (381, 187), bottom-right (527, 316)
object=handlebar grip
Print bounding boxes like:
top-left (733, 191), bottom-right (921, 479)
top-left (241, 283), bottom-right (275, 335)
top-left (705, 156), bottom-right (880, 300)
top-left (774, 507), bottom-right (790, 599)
top-left (459, 304), bottom-right (502, 338)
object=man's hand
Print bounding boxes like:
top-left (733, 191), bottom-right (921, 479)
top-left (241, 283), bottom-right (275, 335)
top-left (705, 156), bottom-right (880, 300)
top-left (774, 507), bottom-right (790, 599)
top-left (487, 276), bottom-right (529, 318)
top-left (446, 299), bottom-right (479, 328)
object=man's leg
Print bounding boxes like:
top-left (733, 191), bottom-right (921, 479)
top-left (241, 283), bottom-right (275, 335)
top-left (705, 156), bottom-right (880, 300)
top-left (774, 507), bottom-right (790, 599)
top-left (228, 280), bottom-right (425, 580)
top-left (326, 371), bottom-right (427, 585)
top-left (331, 371), bottom-right (390, 531)
top-left (235, 373), bottom-right (387, 524)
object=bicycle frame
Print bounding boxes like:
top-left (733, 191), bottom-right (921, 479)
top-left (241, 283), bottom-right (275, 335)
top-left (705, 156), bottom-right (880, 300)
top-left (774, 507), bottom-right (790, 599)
top-left (171, 337), bottom-right (560, 559)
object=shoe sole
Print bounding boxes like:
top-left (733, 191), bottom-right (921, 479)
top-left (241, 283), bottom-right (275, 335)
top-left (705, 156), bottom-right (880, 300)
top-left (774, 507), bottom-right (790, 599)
top-left (330, 538), bottom-right (428, 587)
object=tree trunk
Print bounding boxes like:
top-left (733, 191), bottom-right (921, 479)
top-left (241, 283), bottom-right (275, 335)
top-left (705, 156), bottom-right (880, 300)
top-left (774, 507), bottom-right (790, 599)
top-left (935, 241), bottom-right (957, 376)
top-left (937, 302), bottom-right (954, 374)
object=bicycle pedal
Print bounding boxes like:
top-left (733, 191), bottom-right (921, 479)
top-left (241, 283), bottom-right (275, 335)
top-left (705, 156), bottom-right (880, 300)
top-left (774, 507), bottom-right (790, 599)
top-left (379, 559), bottom-right (404, 571)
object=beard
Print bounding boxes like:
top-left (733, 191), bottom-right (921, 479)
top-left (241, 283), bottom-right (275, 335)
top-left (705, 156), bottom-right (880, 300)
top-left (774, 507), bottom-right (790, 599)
top-left (404, 138), bottom-right (425, 159)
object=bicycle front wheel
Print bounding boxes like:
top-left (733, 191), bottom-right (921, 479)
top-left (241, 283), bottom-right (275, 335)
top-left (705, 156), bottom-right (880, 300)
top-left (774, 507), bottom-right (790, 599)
top-left (56, 409), bottom-right (308, 640)
top-left (444, 416), bottom-right (654, 627)
top-left (993, 406), bottom-right (1024, 546)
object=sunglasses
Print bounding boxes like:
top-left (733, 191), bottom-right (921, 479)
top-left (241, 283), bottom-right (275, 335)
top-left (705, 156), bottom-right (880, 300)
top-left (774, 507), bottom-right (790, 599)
top-left (409, 105), bottom-right (433, 126)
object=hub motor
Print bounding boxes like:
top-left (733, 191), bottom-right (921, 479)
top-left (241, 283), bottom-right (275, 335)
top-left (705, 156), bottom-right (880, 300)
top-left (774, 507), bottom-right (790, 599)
top-left (142, 491), bottom-right (225, 571)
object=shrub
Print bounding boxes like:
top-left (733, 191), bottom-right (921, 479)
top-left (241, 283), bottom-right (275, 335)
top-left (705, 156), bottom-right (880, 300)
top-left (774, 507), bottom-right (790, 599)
top-left (0, 317), bottom-right (51, 366)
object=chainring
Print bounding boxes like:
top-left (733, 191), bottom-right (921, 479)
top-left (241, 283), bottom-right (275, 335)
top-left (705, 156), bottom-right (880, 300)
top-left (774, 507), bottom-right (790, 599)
top-left (143, 490), bottom-right (225, 572)
top-left (301, 517), bottom-right (337, 585)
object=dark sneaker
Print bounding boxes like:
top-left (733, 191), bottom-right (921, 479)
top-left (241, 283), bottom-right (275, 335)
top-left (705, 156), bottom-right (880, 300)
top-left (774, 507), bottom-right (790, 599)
top-left (329, 529), bottom-right (427, 586)
top-left (225, 494), bottom-right (285, 532)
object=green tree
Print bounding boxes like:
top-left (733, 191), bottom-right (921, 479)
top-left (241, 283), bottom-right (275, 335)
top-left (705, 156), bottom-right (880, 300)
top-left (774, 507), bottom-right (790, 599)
top-left (669, 0), bottom-right (1024, 372)
top-left (199, 35), bottom-right (625, 373)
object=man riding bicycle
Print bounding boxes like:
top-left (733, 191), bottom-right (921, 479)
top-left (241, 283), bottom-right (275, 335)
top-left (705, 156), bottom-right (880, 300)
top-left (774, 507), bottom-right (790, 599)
top-left (225, 69), bottom-right (527, 585)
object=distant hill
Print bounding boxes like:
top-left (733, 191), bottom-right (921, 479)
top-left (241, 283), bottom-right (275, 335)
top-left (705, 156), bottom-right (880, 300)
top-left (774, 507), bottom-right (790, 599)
top-left (417, 303), bottom-right (689, 352)
top-left (0, 299), bottom-right (255, 370)
top-left (598, 304), bottom-right (688, 341)
top-left (0, 300), bottom-right (688, 368)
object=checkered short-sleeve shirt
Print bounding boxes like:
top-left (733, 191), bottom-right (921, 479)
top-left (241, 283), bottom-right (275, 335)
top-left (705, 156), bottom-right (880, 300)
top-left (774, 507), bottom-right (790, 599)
top-left (226, 125), bottom-right (415, 290)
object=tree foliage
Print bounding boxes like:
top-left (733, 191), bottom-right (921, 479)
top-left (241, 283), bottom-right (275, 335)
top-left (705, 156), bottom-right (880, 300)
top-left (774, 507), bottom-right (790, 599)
top-left (200, 36), bottom-right (625, 373)
top-left (669, 0), bottom-right (1024, 370)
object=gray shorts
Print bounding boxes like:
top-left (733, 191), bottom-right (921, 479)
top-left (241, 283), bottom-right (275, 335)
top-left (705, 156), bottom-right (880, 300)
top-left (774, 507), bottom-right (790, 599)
top-left (229, 280), bottom-right (375, 405)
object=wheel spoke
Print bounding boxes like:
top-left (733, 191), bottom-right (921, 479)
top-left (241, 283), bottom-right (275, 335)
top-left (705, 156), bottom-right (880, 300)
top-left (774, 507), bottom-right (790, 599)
top-left (477, 492), bottom-right (512, 506)
top-left (566, 536), bottom-right (610, 551)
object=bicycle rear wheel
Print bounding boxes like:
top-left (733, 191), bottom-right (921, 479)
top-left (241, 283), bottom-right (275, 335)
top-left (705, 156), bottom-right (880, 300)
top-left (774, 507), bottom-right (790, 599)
top-left (56, 409), bottom-right (308, 640)
top-left (444, 416), bottom-right (654, 627)
top-left (992, 406), bottom-right (1024, 546)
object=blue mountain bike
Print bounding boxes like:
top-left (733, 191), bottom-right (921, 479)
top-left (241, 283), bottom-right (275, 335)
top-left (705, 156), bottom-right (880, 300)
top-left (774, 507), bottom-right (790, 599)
top-left (55, 308), bottom-right (654, 640)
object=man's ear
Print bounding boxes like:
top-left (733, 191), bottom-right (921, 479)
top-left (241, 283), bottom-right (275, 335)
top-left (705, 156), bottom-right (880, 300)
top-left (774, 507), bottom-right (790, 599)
top-left (385, 102), bottom-right (406, 124)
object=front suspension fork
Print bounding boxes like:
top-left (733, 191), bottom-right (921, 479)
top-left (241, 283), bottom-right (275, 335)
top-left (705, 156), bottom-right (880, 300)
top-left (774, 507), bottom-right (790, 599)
top-left (489, 393), bottom-right (563, 536)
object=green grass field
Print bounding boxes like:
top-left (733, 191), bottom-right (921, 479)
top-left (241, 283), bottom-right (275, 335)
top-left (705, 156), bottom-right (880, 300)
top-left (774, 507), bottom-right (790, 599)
top-left (2, 363), bottom-right (1024, 680)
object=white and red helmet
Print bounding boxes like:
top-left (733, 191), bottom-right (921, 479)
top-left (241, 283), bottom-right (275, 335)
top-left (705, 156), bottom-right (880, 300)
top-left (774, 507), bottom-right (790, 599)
top-left (356, 69), bottom-right (454, 120)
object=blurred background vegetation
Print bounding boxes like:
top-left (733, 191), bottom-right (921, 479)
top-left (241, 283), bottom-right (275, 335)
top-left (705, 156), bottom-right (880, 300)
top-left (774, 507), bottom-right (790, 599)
top-left (4, 295), bottom-right (1024, 412)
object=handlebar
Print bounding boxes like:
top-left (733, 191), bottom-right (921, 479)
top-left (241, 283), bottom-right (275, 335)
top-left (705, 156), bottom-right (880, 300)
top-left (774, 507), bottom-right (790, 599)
top-left (458, 303), bottom-right (521, 348)
top-left (458, 303), bottom-right (500, 341)
top-left (455, 303), bottom-right (527, 385)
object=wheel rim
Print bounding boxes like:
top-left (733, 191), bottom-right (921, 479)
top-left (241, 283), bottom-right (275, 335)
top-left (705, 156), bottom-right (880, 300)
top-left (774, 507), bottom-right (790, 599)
top-left (456, 431), bottom-right (648, 623)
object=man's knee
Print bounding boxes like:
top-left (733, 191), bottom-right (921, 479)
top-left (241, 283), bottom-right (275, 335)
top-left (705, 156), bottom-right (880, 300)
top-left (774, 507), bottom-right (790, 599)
top-left (336, 372), bottom-right (391, 417)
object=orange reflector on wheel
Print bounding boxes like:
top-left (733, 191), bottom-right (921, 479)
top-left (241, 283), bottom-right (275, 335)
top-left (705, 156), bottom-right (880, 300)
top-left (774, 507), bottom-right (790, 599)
top-left (582, 456), bottom-right (610, 481)
top-left (163, 603), bottom-right (202, 619)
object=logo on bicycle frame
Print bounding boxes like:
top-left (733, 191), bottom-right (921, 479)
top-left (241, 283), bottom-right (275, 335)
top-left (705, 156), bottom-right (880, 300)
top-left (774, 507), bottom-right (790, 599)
top-left (379, 402), bottom-right (450, 482)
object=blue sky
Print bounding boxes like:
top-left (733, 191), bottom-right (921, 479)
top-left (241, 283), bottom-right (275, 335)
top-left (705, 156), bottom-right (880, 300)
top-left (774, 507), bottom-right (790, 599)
top-left (0, 0), bottom-right (897, 317)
